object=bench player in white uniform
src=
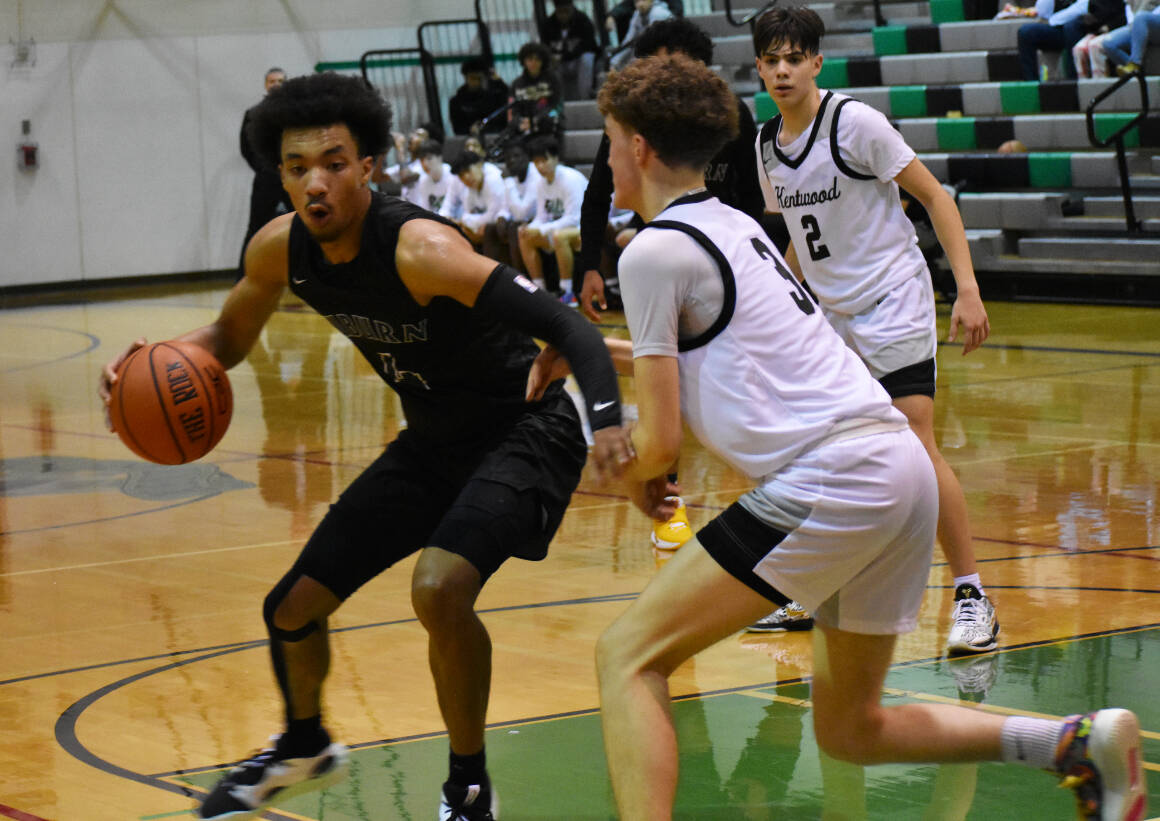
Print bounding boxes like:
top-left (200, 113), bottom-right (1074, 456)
top-left (750, 6), bottom-right (998, 654)
top-left (524, 52), bottom-right (1144, 821)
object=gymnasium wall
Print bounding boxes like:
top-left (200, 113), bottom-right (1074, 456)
top-left (0, 1), bottom-right (459, 289)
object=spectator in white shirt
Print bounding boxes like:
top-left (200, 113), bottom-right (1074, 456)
top-left (497, 141), bottom-right (542, 272)
top-left (441, 151), bottom-right (511, 262)
top-left (410, 140), bottom-right (455, 214)
top-left (517, 135), bottom-right (588, 298)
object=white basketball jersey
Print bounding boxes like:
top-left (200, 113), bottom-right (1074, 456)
top-left (624, 193), bottom-right (905, 481)
top-left (756, 91), bottom-right (926, 315)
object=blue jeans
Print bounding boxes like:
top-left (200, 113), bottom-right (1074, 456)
top-left (1018, 18), bottom-right (1089, 79)
top-left (1102, 11), bottom-right (1160, 65)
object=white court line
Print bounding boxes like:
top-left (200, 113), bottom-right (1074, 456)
top-left (0, 540), bottom-right (303, 578)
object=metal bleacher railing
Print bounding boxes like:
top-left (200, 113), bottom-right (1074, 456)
top-left (357, 14), bottom-right (493, 140)
top-left (355, 0), bottom-right (615, 142)
top-left (354, 0), bottom-right (743, 144)
top-left (720, 0), bottom-right (780, 29)
top-left (358, 48), bottom-right (442, 138)
top-left (1085, 70), bottom-right (1151, 234)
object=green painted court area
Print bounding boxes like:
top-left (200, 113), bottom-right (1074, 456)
top-left (180, 628), bottom-right (1160, 819)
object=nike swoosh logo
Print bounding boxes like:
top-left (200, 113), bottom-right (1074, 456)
top-left (593, 400), bottom-right (616, 411)
top-left (292, 277), bottom-right (307, 284)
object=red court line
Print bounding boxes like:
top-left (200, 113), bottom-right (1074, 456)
top-left (0, 803), bottom-right (51, 821)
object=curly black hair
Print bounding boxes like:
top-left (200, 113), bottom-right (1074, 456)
top-left (245, 72), bottom-right (392, 168)
top-left (633, 17), bottom-right (714, 65)
top-left (517, 41), bottom-right (552, 68)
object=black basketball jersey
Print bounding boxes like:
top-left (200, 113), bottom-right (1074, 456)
top-left (287, 192), bottom-right (551, 443)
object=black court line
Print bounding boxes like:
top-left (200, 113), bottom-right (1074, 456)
top-left (930, 583), bottom-right (1160, 594)
top-left (957, 341), bottom-right (1160, 359)
top-left (51, 587), bottom-right (1160, 802)
top-left (925, 542), bottom-right (1160, 567)
top-left (944, 358), bottom-right (1160, 389)
top-left (50, 592), bottom-right (642, 817)
top-left (582, 324), bottom-right (1160, 361)
top-left (0, 490), bottom-right (227, 536)
top-left (147, 621), bottom-right (1160, 782)
top-left (4, 593), bottom-right (642, 688)
top-left (0, 324), bottom-right (101, 374)
top-left (13, 571), bottom-right (1158, 691)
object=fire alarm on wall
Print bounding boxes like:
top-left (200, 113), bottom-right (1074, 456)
top-left (18, 119), bottom-right (38, 170)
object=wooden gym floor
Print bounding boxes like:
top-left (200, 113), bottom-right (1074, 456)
top-left (1, 282), bottom-right (1158, 820)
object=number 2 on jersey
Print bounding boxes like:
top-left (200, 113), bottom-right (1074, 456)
top-left (750, 237), bottom-right (816, 316)
top-left (801, 214), bottom-right (831, 261)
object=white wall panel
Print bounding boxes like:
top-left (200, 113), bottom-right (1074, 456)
top-left (0, 44), bottom-right (83, 287)
top-left (0, 4), bottom-right (467, 288)
top-left (70, 36), bottom-right (206, 280)
top-left (2, 1), bottom-right (455, 42)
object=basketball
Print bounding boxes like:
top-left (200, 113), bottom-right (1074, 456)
top-left (108, 340), bottom-right (233, 465)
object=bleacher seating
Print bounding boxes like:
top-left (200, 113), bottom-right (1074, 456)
top-left (554, 0), bottom-right (1160, 302)
top-left (353, 0), bottom-right (1158, 302)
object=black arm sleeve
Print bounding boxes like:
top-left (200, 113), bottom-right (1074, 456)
top-left (475, 264), bottom-right (622, 430)
top-left (576, 134), bottom-right (615, 275)
top-left (729, 99), bottom-right (765, 221)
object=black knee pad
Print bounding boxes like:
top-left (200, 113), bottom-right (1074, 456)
top-left (263, 571), bottom-right (322, 643)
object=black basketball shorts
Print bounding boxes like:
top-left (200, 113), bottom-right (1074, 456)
top-left (879, 357), bottom-right (936, 399)
top-left (291, 390), bottom-right (587, 600)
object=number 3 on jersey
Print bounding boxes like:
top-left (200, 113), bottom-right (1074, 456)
top-left (750, 237), bottom-right (816, 316)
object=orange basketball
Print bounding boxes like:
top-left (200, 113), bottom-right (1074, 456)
top-left (109, 340), bottom-right (233, 465)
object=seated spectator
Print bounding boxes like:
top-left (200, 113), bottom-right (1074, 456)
top-left (605, 0), bottom-right (683, 42)
top-left (410, 140), bottom-right (454, 214)
top-left (375, 127), bottom-right (428, 200)
top-left (449, 56), bottom-right (509, 136)
top-left (517, 135), bottom-right (587, 299)
top-left (1103, 0), bottom-right (1160, 73)
top-left (542, 0), bottom-right (601, 100)
top-left (510, 42), bottom-right (564, 141)
top-left (1074, 0), bottom-right (1133, 74)
top-left (611, 0), bottom-right (674, 69)
top-left (440, 151), bottom-right (511, 262)
top-left (1018, 0), bottom-right (1126, 79)
top-left (498, 141), bottom-right (542, 272)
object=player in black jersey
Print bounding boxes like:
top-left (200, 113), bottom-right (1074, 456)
top-left (99, 72), bottom-right (632, 821)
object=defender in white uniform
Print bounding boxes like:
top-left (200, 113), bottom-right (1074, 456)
top-left (752, 6), bottom-right (998, 654)
top-left (534, 51), bottom-right (1144, 821)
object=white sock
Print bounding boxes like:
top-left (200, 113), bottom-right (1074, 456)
top-left (560, 277), bottom-right (572, 294)
top-left (953, 573), bottom-right (985, 596)
top-left (1000, 716), bottom-right (1064, 769)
